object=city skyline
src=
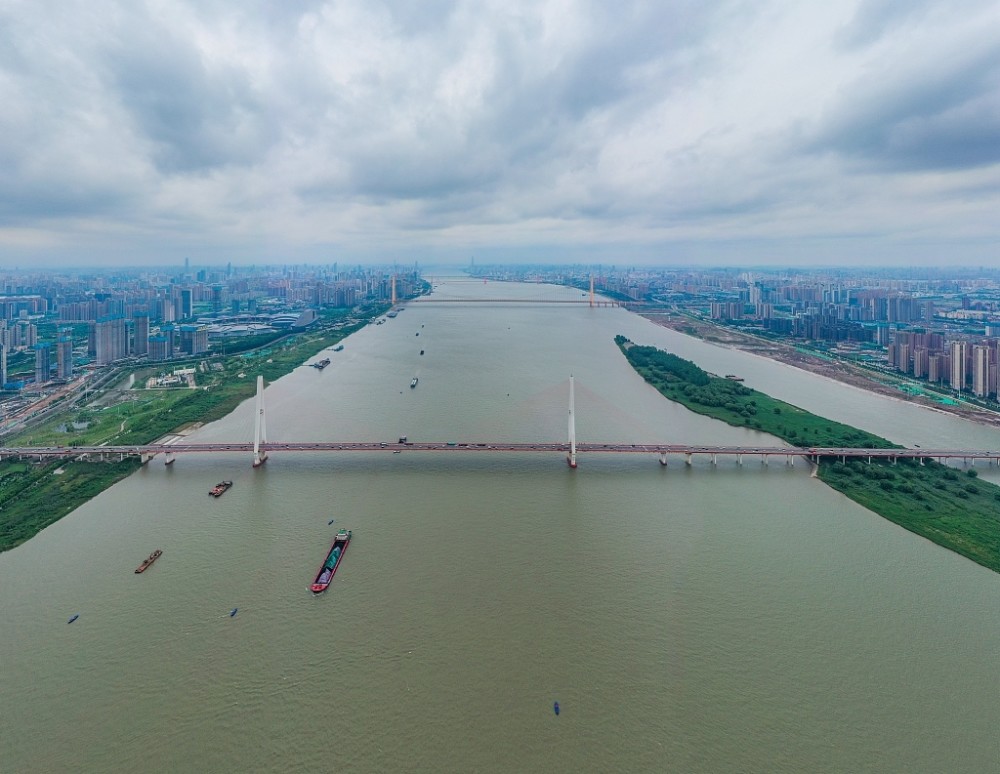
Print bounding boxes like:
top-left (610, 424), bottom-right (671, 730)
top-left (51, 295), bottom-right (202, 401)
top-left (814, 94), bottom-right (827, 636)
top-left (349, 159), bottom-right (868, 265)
top-left (1, 0), bottom-right (998, 267)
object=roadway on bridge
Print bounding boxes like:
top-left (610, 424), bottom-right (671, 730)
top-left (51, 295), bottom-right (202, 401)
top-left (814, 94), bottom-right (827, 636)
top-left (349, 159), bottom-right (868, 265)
top-left (3, 441), bottom-right (1000, 462)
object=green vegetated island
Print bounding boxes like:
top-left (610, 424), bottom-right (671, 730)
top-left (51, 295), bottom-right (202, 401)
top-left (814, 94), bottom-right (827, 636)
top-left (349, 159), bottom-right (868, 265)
top-left (616, 336), bottom-right (1000, 574)
top-left (0, 308), bottom-right (381, 552)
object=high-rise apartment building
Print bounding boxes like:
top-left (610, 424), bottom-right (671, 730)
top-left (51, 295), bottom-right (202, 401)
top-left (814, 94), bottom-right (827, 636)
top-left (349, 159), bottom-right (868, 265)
top-left (133, 312), bottom-right (149, 356)
top-left (177, 325), bottom-right (209, 355)
top-left (973, 344), bottom-right (994, 398)
top-left (34, 342), bottom-right (51, 384)
top-left (56, 331), bottom-right (73, 380)
top-left (95, 315), bottom-right (128, 365)
top-left (950, 341), bottom-right (967, 391)
top-left (148, 335), bottom-right (170, 361)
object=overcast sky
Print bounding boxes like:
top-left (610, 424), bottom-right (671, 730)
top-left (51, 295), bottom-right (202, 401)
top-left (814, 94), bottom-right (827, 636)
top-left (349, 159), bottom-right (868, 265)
top-left (1, 0), bottom-right (998, 268)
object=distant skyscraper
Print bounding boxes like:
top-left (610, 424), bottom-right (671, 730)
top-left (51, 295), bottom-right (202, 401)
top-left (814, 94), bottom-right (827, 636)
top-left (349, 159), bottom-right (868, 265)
top-left (950, 341), bottom-right (967, 391)
top-left (56, 332), bottom-right (73, 380)
top-left (95, 316), bottom-right (127, 365)
top-left (133, 312), bottom-right (149, 356)
top-left (211, 284), bottom-right (223, 315)
top-left (160, 324), bottom-right (176, 358)
top-left (148, 335), bottom-right (170, 362)
top-left (178, 325), bottom-right (209, 355)
top-left (179, 288), bottom-right (193, 319)
top-left (34, 342), bottom-right (51, 384)
top-left (972, 344), bottom-right (993, 398)
top-left (0, 343), bottom-right (7, 387)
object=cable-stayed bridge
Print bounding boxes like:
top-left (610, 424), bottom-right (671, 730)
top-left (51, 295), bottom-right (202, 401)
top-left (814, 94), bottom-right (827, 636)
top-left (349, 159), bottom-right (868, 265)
top-left (3, 377), bottom-right (998, 470)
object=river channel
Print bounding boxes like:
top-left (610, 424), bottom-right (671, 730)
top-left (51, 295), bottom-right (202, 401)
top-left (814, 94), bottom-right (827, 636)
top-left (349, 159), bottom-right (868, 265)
top-left (2, 278), bottom-right (1000, 772)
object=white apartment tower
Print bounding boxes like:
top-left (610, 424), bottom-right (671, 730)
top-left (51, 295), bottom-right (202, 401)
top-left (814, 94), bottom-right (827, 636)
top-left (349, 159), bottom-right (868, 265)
top-left (950, 341), bottom-right (967, 392)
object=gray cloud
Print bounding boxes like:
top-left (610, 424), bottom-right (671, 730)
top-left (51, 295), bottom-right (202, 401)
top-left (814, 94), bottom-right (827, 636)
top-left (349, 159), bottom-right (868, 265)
top-left (0, 0), bottom-right (997, 265)
top-left (806, 34), bottom-right (1000, 171)
top-left (835, 0), bottom-right (940, 49)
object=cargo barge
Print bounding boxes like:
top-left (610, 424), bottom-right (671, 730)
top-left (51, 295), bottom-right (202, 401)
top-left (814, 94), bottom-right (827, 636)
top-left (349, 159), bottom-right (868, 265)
top-left (209, 481), bottom-right (233, 497)
top-left (311, 529), bottom-right (351, 593)
top-left (135, 549), bottom-right (162, 574)
top-left (313, 358), bottom-right (331, 370)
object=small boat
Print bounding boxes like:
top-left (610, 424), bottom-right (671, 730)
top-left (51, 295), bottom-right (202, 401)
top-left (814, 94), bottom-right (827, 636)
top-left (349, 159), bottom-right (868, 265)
top-left (410, 377), bottom-right (418, 389)
top-left (420, 350), bottom-right (424, 355)
top-left (333, 344), bottom-right (344, 352)
top-left (67, 614), bottom-right (80, 624)
top-left (724, 374), bottom-right (744, 381)
top-left (415, 332), bottom-right (419, 336)
top-left (328, 518), bottom-right (336, 525)
top-left (230, 608), bottom-right (238, 617)
top-left (311, 529), bottom-right (352, 593)
top-left (135, 549), bottom-right (163, 573)
top-left (554, 702), bottom-right (560, 716)
top-left (209, 481), bottom-right (233, 497)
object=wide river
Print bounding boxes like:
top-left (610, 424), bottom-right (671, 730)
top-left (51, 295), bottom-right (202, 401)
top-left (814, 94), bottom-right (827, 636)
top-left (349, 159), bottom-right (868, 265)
top-left (3, 279), bottom-right (1000, 773)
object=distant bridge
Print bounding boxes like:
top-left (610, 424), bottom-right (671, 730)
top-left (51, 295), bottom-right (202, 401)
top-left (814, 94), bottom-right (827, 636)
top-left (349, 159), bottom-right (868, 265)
top-left (410, 298), bottom-right (622, 305)
top-left (408, 275), bottom-right (629, 307)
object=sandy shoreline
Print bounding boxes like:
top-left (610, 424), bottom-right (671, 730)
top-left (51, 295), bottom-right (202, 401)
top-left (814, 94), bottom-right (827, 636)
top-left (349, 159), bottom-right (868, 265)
top-left (641, 312), bottom-right (1000, 430)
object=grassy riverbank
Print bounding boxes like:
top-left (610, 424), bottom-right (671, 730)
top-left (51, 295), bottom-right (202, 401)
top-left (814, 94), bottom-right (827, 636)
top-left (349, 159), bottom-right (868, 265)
top-left (0, 312), bottom-right (378, 552)
top-left (617, 336), bottom-right (1000, 573)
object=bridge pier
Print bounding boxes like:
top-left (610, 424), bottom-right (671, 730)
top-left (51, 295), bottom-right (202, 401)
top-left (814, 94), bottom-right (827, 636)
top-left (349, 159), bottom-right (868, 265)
top-left (658, 452), bottom-right (668, 467)
top-left (164, 452), bottom-right (174, 465)
top-left (711, 454), bottom-right (717, 466)
top-left (685, 453), bottom-right (692, 466)
top-left (737, 454), bottom-right (742, 466)
top-left (787, 454), bottom-right (793, 466)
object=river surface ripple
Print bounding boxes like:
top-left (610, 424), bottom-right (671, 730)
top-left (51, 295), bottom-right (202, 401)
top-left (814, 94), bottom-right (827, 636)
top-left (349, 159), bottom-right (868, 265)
top-left (2, 279), bottom-right (1000, 773)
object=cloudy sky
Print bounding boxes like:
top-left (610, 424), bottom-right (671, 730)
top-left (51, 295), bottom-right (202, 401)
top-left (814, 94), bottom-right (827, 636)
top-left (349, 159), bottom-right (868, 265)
top-left (1, 0), bottom-right (998, 267)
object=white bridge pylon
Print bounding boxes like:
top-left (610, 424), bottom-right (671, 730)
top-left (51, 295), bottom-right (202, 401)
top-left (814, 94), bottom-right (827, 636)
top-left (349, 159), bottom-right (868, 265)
top-left (567, 375), bottom-right (577, 469)
top-left (253, 375), bottom-right (268, 467)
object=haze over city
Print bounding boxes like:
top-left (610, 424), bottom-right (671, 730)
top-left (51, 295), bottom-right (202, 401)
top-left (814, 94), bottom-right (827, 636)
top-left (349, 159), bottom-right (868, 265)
top-left (2, 0), bottom-right (997, 268)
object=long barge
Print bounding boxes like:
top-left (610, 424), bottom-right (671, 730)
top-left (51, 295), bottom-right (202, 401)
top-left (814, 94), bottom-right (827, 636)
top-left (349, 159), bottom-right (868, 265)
top-left (311, 529), bottom-right (351, 593)
top-left (135, 549), bottom-right (162, 574)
